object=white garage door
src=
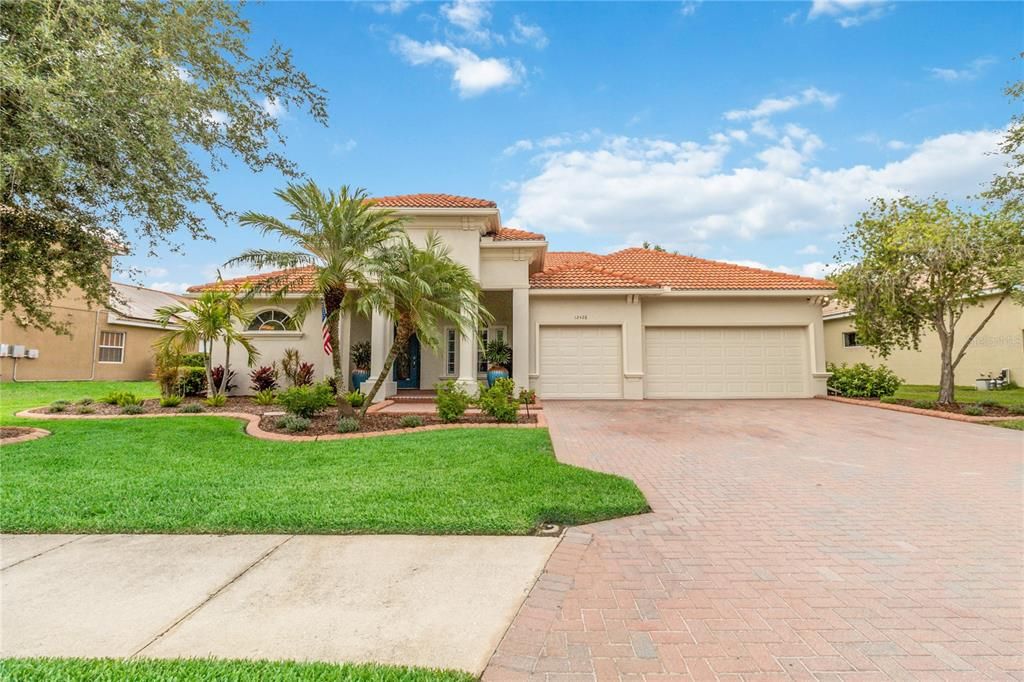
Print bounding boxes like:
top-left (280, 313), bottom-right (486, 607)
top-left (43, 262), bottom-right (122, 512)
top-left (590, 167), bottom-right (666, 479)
top-left (645, 327), bottom-right (808, 398)
top-left (539, 326), bottom-right (622, 399)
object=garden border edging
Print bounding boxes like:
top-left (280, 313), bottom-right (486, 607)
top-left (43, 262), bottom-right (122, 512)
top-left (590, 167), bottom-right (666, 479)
top-left (14, 408), bottom-right (547, 441)
top-left (818, 395), bottom-right (1020, 423)
top-left (0, 427), bottom-right (52, 445)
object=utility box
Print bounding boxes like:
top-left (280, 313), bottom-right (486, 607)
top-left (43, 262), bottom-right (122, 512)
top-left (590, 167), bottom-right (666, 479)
top-left (0, 344), bottom-right (8, 357)
top-left (26, 348), bottom-right (39, 359)
top-left (12, 345), bottom-right (25, 358)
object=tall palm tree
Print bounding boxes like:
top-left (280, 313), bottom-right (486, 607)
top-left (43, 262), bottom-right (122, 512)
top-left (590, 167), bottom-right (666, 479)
top-left (155, 289), bottom-right (259, 397)
top-left (225, 182), bottom-right (406, 397)
top-left (356, 232), bottom-right (492, 416)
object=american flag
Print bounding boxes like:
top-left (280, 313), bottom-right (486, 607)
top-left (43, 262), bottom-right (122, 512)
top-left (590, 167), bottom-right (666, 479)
top-left (321, 304), bottom-right (333, 355)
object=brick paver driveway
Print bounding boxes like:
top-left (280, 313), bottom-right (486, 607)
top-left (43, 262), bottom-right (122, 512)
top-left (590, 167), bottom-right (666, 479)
top-left (485, 400), bottom-right (1023, 680)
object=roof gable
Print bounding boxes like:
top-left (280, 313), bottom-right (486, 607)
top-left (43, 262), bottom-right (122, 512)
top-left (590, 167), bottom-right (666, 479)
top-left (371, 193), bottom-right (496, 209)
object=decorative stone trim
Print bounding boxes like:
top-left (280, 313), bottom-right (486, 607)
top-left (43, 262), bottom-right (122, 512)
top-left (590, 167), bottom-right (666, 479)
top-left (0, 427), bottom-right (52, 445)
top-left (818, 395), bottom-right (1021, 423)
top-left (14, 408), bottom-right (547, 442)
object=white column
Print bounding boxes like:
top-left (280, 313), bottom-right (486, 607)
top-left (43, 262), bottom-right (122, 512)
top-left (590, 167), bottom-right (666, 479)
top-left (364, 309), bottom-right (396, 401)
top-left (511, 287), bottom-right (529, 390)
top-left (456, 322), bottom-right (478, 395)
top-left (339, 310), bottom-right (352, 392)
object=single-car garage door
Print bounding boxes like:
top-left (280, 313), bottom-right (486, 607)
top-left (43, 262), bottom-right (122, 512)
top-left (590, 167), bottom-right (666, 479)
top-left (645, 327), bottom-right (808, 398)
top-left (539, 326), bottom-right (622, 399)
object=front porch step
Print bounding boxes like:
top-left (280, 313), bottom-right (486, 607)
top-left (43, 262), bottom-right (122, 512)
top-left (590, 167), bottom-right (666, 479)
top-left (390, 390), bottom-right (437, 403)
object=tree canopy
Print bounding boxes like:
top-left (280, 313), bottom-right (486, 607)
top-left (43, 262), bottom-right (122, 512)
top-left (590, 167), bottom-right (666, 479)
top-left (1, 0), bottom-right (327, 331)
top-left (982, 52), bottom-right (1023, 219)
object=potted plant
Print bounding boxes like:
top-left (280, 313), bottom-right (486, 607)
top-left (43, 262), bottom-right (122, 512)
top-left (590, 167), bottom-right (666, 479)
top-left (483, 338), bottom-right (512, 387)
top-left (350, 341), bottom-right (372, 392)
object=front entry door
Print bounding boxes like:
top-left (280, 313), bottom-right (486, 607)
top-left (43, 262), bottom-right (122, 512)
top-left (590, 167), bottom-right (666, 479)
top-left (393, 333), bottom-right (421, 389)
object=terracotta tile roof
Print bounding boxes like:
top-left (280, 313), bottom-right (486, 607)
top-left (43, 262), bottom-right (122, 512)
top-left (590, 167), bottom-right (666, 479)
top-left (187, 265), bottom-right (319, 293)
top-left (492, 226), bottom-right (546, 241)
top-left (530, 248), bottom-right (835, 291)
top-left (542, 251), bottom-right (601, 271)
top-left (371, 193), bottom-right (496, 208)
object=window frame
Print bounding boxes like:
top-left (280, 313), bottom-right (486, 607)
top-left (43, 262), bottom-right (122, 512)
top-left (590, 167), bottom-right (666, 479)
top-left (444, 327), bottom-right (457, 376)
top-left (97, 330), bottom-right (126, 364)
top-left (842, 331), bottom-right (860, 348)
top-left (247, 309), bottom-right (293, 332)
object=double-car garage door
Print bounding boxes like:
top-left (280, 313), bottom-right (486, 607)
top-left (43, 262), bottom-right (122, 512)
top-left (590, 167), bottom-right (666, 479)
top-left (538, 325), bottom-right (808, 399)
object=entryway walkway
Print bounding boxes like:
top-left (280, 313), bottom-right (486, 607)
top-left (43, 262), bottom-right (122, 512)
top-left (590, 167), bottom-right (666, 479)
top-left (1, 533), bottom-right (557, 675)
top-left (485, 400), bottom-right (1023, 680)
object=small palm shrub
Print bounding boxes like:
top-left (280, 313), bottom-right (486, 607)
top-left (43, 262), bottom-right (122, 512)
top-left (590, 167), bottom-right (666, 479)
top-left (911, 399), bottom-right (937, 410)
top-left (435, 379), bottom-right (471, 423)
top-left (277, 414), bottom-right (311, 433)
top-left (962, 404), bottom-right (985, 416)
top-left (399, 415), bottom-right (424, 428)
top-left (249, 365), bottom-right (279, 392)
top-left (101, 391), bottom-right (141, 407)
top-left (47, 400), bottom-right (69, 413)
top-left (294, 362), bottom-right (315, 387)
top-left (76, 397), bottom-right (94, 406)
top-left (345, 390), bottom-right (366, 408)
top-left (350, 341), bottom-right (372, 371)
top-left (205, 394), bottom-right (228, 407)
top-left (179, 403), bottom-right (205, 413)
top-left (477, 378), bottom-right (519, 423)
top-left (121, 404), bottom-right (145, 415)
top-left (160, 395), bottom-right (182, 408)
top-left (277, 383), bottom-right (334, 418)
top-left (337, 416), bottom-right (360, 433)
top-left (253, 389), bottom-right (277, 406)
top-left (826, 362), bottom-right (903, 398)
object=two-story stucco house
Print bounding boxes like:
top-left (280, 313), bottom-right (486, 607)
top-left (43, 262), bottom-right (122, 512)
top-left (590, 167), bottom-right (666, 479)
top-left (188, 193), bottom-right (836, 401)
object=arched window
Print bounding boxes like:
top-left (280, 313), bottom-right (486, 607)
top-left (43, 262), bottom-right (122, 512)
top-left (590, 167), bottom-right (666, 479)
top-left (247, 310), bottom-right (292, 331)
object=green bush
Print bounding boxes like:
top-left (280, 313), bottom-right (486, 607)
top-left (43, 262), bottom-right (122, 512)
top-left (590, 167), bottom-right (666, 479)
top-left (159, 395), bottom-right (182, 408)
top-left (179, 352), bottom-right (207, 367)
top-left (826, 362), bottom-right (903, 398)
top-left (1008, 404), bottom-right (1024, 415)
top-left (435, 379), bottom-right (471, 423)
top-left (976, 399), bottom-right (998, 408)
top-left (175, 366), bottom-right (208, 397)
top-left (277, 414), bottom-right (311, 433)
top-left (911, 399), bottom-right (937, 410)
top-left (77, 406), bottom-right (95, 414)
top-left (477, 378), bottom-right (519, 423)
top-left (76, 397), bottom-right (94, 406)
top-left (962, 405), bottom-right (985, 416)
top-left (345, 390), bottom-right (366, 408)
top-left (879, 395), bottom-right (902, 405)
top-left (47, 400), bottom-right (68, 413)
top-left (277, 383), bottom-right (334, 418)
top-left (179, 403), bottom-right (204, 413)
top-left (121, 404), bottom-right (145, 415)
top-left (399, 415), bottom-right (424, 428)
top-left (253, 389), bottom-right (277, 406)
top-left (204, 394), bottom-right (227, 407)
top-left (336, 416), bottom-right (360, 433)
top-left (101, 392), bottom-right (143, 407)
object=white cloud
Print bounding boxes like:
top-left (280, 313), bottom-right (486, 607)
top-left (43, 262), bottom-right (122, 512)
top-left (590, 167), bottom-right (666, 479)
top-left (929, 56), bottom-right (997, 82)
top-left (149, 281), bottom-right (193, 295)
top-left (510, 15), bottom-right (548, 48)
top-left (331, 139), bottom-right (358, 155)
top-left (371, 0), bottom-right (413, 14)
top-left (502, 130), bottom-right (597, 156)
top-left (725, 260), bottom-right (837, 279)
top-left (724, 87), bottom-right (839, 121)
top-left (797, 244), bottom-right (821, 255)
top-left (508, 128), bottom-right (1005, 250)
top-left (858, 132), bottom-right (910, 151)
top-left (393, 35), bottom-right (523, 97)
top-left (204, 110), bottom-right (229, 126)
top-left (886, 139), bottom-right (908, 150)
top-left (809, 0), bottom-right (893, 27)
top-left (441, 0), bottom-right (495, 43)
top-left (261, 96), bottom-right (285, 119)
top-left (679, 1), bottom-right (701, 17)
top-left (140, 266), bottom-right (168, 278)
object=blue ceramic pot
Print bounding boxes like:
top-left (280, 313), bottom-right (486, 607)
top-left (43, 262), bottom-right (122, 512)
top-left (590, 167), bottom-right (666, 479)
top-left (487, 367), bottom-right (509, 387)
top-left (351, 369), bottom-right (370, 392)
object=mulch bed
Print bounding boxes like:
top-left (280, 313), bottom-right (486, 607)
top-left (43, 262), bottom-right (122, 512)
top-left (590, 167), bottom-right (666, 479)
top-left (260, 409), bottom-right (537, 436)
top-left (853, 397), bottom-right (1021, 418)
top-left (0, 427), bottom-right (35, 440)
top-left (28, 397), bottom-right (277, 417)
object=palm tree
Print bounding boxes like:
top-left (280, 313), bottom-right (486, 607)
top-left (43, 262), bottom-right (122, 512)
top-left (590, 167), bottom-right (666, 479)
top-left (356, 232), bottom-right (491, 416)
top-left (225, 182), bottom-right (406, 398)
top-left (155, 289), bottom-right (259, 397)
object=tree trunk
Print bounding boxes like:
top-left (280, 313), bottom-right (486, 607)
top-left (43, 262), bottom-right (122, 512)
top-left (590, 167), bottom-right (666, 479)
top-left (221, 341), bottom-right (231, 397)
top-left (323, 286), bottom-right (354, 416)
top-left (937, 334), bottom-right (956, 405)
top-left (204, 339), bottom-right (215, 399)
top-left (359, 322), bottom-right (411, 418)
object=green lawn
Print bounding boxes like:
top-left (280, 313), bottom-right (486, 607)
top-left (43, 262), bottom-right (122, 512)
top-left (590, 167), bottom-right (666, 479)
top-left (0, 658), bottom-right (475, 681)
top-left (0, 380), bottom-right (159, 421)
top-left (992, 420), bottom-right (1024, 431)
top-left (0, 382), bottom-right (648, 535)
top-left (894, 384), bottom-right (1024, 408)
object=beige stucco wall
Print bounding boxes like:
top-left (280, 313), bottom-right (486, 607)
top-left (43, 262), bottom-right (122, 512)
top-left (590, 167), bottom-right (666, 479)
top-left (529, 293), bottom-right (830, 399)
top-left (824, 296), bottom-right (1024, 386)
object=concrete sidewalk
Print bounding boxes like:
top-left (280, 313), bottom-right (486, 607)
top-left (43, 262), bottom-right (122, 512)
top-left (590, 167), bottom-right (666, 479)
top-left (1, 533), bottom-right (557, 674)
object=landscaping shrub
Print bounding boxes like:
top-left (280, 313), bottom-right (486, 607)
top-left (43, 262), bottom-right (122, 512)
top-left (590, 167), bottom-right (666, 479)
top-left (976, 399), bottom-right (998, 408)
top-left (102, 391), bottom-right (143, 407)
top-left (47, 400), bottom-right (68, 413)
top-left (294, 362), bottom-right (315, 387)
top-left (963, 404), bottom-right (985, 416)
top-left (477, 378), bottom-right (519, 423)
top-left (277, 383), bottom-right (334, 418)
top-left (399, 415), bottom-right (424, 428)
top-left (345, 390), bottom-right (366, 408)
top-left (175, 366), bottom-right (208, 396)
top-left (159, 395), bottom-right (182, 408)
top-left (211, 365), bottom-right (236, 394)
top-left (435, 380), bottom-right (471, 423)
top-left (281, 348), bottom-right (301, 386)
top-left (254, 389), bottom-right (277, 406)
top-left (277, 414), bottom-right (311, 433)
top-left (337, 416), bottom-right (360, 433)
top-left (153, 345), bottom-right (183, 397)
top-left (911, 399), bottom-right (937, 410)
top-left (77, 406), bottom-right (95, 414)
top-left (179, 403), bottom-right (204, 413)
top-left (518, 388), bottom-right (537, 405)
top-left (1008, 404), bottom-right (1024, 415)
top-left (205, 394), bottom-right (228, 407)
top-left (179, 352), bottom-right (207, 367)
top-left (826, 362), bottom-right (903, 398)
top-left (121, 404), bottom-right (145, 415)
top-left (250, 365), bottom-right (279, 393)
top-left (76, 397), bottom-right (94, 406)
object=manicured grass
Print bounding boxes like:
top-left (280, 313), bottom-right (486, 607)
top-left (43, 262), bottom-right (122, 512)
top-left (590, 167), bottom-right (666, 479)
top-left (0, 380), bottom-right (159, 420)
top-left (0, 414), bottom-right (648, 535)
top-left (992, 420), bottom-right (1024, 431)
top-left (894, 384), bottom-right (1024, 408)
top-left (0, 658), bottom-right (475, 681)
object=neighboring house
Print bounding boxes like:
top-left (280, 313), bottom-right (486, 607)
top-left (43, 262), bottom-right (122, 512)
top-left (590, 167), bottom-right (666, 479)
top-left (823, 295), bottom-right (1024, 386)
top-left (189, 193), bottom-right (836, 400)
top-left (0, 282), bottom-right (187, 382)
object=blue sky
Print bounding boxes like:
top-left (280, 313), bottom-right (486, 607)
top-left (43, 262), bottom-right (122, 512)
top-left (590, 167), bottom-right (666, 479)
top-left (132, 0), bottom-right (1023, 293)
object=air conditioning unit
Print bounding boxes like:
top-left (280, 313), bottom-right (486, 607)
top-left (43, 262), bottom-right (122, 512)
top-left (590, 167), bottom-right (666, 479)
top-left (26, 348), bottom-right (39, 359)
top-left (12, 345), bottom-right (26, 358)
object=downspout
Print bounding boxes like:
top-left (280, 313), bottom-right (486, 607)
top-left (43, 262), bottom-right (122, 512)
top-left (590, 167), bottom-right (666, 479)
top-left (11, 310), bottom-right (101, 382)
